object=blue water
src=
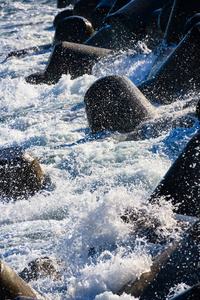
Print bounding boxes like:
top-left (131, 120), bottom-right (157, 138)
top-left (0, 1), bottom-right (199, 299)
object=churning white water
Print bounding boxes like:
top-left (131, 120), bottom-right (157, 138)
top-left (0, 1), bottom-right (199, 299)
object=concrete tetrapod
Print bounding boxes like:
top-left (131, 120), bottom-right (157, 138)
top-left (117, 219), bottom-right (200, 299)
top-left (138, 23), bottom-right (200, 104)
top-left (84, 75), bottom-right (158, 135)
top-left (149, 131), bottom-right (200, 218)
top-left (0, 260), bottom-right (41, 300)
top-left (0, 147), bottom-right (45, 199)
top-left (25, 42), bottom-right (111, 84)
top-left (86, 0), bottom-right (172, 50)
top-left (54, 16), bottom-right (95, 44)
top-left (85, 5), bottom-right (166, 50)
top-left (103, 0), bottom-right (169, 49)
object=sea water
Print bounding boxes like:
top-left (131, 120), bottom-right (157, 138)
top-left (0, 1), bottom-right (199, 299)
